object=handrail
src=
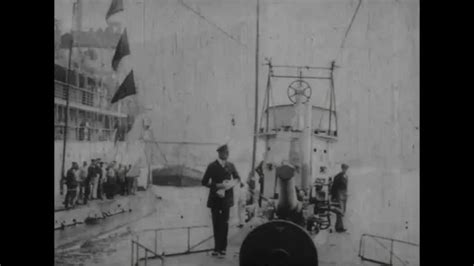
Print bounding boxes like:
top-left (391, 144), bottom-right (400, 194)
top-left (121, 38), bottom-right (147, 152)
top-left (54, 124), bottom-right (116, 131)
top-left (131, 224), bottom-right (214, 264)
top-left (55, 80), bottom-right (101, 96)
top-left (361, 233), bottom-right (419, 247)
top-left (359, 233), bottom-right (419, 266)
top-left (54, 80), bottom-right (117, 111)
top-left (133, 240), bottom-right (162, 258)
top-left (131, 238), bottom-right (164, 266)
top-left (54, 124), bottom-right (117, 142)
top-left (137, 224), bottom-right (210, 234)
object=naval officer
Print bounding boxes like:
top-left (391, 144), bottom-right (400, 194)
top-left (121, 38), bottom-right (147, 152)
top-left (331, 163), bottom-right (349, 232)
top-left (202, 142), bottom-right (241, 257)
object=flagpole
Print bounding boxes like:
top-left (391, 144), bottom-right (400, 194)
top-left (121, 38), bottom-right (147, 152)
top-left (60, 0), bottom-right (77, 195)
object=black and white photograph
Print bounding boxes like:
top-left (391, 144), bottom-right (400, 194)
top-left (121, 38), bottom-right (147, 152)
top-left (54, 0), bottom-right (419, 265)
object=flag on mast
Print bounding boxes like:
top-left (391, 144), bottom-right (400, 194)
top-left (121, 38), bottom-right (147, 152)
top-left (111, 29), bottom-right (130, 71)
top-left (106, 0), bottom-right (124, 22)
top-left (107, 0), bottom-right (136, 104)
top-left (111, 70), bottom-right (136, 104)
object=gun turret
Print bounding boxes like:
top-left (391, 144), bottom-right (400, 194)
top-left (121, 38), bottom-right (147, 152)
top-left (240, 70), bottom-right (320, 266)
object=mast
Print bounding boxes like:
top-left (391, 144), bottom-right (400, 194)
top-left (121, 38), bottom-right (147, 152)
top-left (331, 61), bottom-right (338, 136)
top-left (251, 0), bottom-right (260, 179)
top-left (328, 62), bottom-right (333, 135)
top-left (60, 0), bottom-right (77, 195)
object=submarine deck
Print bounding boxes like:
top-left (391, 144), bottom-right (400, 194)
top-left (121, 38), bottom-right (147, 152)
top-left (55, 186), bottom-right (417, 266)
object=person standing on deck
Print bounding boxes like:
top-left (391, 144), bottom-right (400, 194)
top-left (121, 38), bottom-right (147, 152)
top-left (100, 162), bottom-right (107, 198)
top-left (330, 163), bottom-right (349, 233)
top-left (84, 159), bottom-right (96, 204)
top-left (117, 164), bottom-right (126, 196)
top-left (106, 163), bottom-right (117, 199)
top-left (96, 160), bottom-right (104, 200)
top-left (76, 161), bottom-right (88, 204)
top-left (64, 162), bottom-right (79, 209)
top-left (131, 165), bottom-right (139, 195)
top-left (91, 159), bottom-right (99, 200)
top-left (125, 164), bottom-right (133, 195)
top-left (202, 142), bottom-right (241, 257)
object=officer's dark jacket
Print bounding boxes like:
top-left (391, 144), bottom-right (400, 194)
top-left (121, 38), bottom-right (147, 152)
top-left (66, 168), bottom-right (78, 188)
top-left (202, 160), bottom-right (240, 209)
top-left (330, 172), bottom-right (347, 197)
top-left (86, 165), bottom-right (97, 183)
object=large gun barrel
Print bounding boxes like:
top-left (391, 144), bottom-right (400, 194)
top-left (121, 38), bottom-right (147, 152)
top-left (275, 163), bottom-right (300, 221)
top-left (276, 160), bottom-right (305, 226)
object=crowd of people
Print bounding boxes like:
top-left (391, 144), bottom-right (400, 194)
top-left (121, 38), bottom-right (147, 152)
top-left (62, 158), bottom-right (139, 209)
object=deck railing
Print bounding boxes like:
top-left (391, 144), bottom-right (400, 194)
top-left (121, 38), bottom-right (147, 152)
top-left (54, 124), bottom-right (116, 142)
top-left (359, 233), bottom-right (419, 266)
top-left (131, 225), bottom-right (214, 266)
top-left (54, 80), bottom-right (118, 112)
top-left (131, 238), bottom-right (164, 266)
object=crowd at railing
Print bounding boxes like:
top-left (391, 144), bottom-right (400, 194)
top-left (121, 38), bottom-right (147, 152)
top-left (61, 158), bottom-right (139, 209)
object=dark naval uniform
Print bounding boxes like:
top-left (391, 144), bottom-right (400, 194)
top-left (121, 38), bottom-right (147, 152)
top-left (331, 170), bottom-right (348, 232)
top-left (202, 159), bottom-right (240, 253)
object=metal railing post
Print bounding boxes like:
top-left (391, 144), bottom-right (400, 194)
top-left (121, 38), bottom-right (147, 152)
top-left (131, 225), bottom-right (215, 260)
top-left (145, 250), bottom-right (148, 266)
top-left (155, 230), bottom-right (158, 254)
top-left (389, 239), bottom-right (394, 266)
top-left (131, 240), bottom-right (134, 266)
top-left (359, 233), bottom-right (418, 266)
top-left (187, 227), bottom-right (191, 252)
top-left (136, 236), bottom-right (139, 264)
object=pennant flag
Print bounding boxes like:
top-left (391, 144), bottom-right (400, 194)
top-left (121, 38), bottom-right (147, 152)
top-left (106, 0), bottom-right (124, 21)
top-left (111, 70), bottom-right (136, 104)
top-left (111, 29), bottom-right (130, 71)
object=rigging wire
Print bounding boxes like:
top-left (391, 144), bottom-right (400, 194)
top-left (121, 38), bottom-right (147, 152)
top-left (318, 88), bottom-right (331, 129)
top-left (270, 77), bottom-right (277, 129)
top-left (258, 78), bottom-right (268, 132)
top-left (177, 0), bottom-right (247, 48)
top-left (334, 0), bottom-right (363, 63)
top-left (150, 139), bottom-right (169, 164)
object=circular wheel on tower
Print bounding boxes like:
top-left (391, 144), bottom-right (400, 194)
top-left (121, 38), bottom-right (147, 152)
top-left (287, 79), bottom-right (312, 104)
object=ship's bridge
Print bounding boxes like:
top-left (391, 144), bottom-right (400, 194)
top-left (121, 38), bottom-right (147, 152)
top-left (261, 104), bottom-right (338, 140)
top-left (258, 103), bottom-right (338, 201)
